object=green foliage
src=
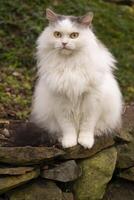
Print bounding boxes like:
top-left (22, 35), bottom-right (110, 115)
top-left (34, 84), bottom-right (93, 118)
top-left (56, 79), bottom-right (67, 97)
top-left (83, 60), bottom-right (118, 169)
top-left (0, 0), bottom-right (134, 119)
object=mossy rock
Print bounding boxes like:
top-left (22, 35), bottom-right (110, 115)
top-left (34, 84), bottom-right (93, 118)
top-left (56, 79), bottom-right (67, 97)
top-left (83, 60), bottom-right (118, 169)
top-left (8, 180), bottom-right (63, 200)
top-left (74, 147), bottom-right (117, 200)
top-left (118, 166), bottom-right (134, 181)
top-left (0, 169), bottom-right (39, 194)
top-left (0, 146), bottom-right (65, 165)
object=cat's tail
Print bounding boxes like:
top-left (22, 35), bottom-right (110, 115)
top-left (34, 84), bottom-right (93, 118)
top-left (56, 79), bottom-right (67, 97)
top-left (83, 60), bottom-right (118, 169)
top-left (2, 121), bottom-right (58, 147)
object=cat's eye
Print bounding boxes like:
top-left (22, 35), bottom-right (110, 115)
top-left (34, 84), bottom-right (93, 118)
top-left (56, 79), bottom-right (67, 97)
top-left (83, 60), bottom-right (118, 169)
top-left (70, 32), bottom-right (79, 39)
top-left (54, 31), bottom-right (62, 38)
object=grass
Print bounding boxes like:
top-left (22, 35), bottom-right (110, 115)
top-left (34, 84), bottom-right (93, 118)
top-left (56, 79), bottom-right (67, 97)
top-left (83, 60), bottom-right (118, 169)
top-left (0, 0), bottom-right (134, 119)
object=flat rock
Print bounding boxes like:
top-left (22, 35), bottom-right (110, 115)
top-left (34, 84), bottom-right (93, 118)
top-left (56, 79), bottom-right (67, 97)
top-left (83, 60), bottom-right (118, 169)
top-left (115, 130), bottom-right (132, 143)
top-left (62, 135), bottom-right (115, 160)
top-left (0, 169), bottom-right (39, 194)
top-left (0, 166), bottom-right (34, 175)
top-left (0, 133), bottom-right (115, 164)
top-left (118, 166), bottom-right (134, 181)
top-left (41, 160), bottom-right (81, 182)
top-left (103, 179), bottom-right (134, 200)
top-left (74, 147), bottom-right (117, 200)
top-left (0, 147), bottom-right (65, 165)
top-left (8, 180), bottom-right (63, 200)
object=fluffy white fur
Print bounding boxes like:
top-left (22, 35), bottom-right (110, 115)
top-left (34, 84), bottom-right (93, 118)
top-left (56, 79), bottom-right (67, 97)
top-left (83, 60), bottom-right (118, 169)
top-left (31, 12), bottom-right (122, 149)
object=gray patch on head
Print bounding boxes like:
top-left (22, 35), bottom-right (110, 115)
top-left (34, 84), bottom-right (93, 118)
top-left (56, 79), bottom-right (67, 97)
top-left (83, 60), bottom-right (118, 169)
top-left (49, 14), bottom-right (92, 28)
top-left (49, 15), bottom-right (67, 26)
top-left (56, 15), bottom-right (82, 26)
top-left (61, 15), bottom-right (79, 22)
top-left (58, 15), bottom-right (92, 27)
top-left (57, 15), bottom-right (66, 21)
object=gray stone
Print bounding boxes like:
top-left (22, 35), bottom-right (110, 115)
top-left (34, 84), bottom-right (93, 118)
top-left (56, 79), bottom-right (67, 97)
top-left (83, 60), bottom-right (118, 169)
top-left (115, 129), bottom-right (132, 143)
top-left (74, 147), bottom-right (117, 200)
top-left (41, 160), bottom-right (81, 182)
top-left (62, 135), bottom-right (115, 160)
top-left (8, 180), bottom-right (63, 200)
top-left (0, 169), bottom-right (39, 194)
top-left (118, 166), bottom-right (134, 181)
top-left (103, 179), bottom-right (134, 200)
top-left (0, 147), bottom-right (65, 165)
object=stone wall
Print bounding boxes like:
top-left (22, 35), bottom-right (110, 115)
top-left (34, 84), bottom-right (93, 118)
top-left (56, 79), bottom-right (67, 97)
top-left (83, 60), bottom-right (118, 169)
top-left (0, 104), bottom-right (133, 200)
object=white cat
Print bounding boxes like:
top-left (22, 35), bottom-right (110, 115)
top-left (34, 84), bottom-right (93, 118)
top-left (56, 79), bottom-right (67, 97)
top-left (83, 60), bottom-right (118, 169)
top-left (31, 9), bottom-right (122, 149)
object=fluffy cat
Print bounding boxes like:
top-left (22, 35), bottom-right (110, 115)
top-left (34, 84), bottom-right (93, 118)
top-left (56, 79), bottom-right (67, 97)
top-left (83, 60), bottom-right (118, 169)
top-left (31, 8), bottom-right (122, 149)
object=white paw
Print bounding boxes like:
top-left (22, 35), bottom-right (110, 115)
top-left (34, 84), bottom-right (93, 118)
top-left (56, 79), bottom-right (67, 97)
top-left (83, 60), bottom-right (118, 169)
top-left (61, 136), bottom-right (77, 148)
top-left (78, 133), bottom-right (94, 149)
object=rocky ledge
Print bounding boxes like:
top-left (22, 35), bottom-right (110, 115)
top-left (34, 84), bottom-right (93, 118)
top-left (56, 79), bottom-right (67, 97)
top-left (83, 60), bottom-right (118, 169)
top-left (0, 104), bottom-right (133, 200)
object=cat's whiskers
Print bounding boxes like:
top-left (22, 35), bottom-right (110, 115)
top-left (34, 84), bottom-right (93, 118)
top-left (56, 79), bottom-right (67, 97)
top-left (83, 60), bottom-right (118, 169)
top-left (37, 48), bottom-right (59, 75)
top-left (38, 48), bottom-right (58, 64)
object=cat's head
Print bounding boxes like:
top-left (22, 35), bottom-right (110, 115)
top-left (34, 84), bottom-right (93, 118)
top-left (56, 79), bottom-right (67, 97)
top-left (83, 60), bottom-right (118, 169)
top-left (38, 9), bottom-right (94, 56)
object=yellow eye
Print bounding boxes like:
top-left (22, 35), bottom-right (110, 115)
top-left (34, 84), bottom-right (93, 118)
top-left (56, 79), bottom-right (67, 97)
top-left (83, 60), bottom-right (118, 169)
top-left (70, 32), bottom-right (79, 39)
top-left (54, 31), bottom-right (62, 38)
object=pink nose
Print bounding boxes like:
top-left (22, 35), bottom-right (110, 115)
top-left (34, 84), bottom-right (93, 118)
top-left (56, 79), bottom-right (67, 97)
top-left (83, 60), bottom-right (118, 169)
top-left (62, 42), bottom-right (67, 46)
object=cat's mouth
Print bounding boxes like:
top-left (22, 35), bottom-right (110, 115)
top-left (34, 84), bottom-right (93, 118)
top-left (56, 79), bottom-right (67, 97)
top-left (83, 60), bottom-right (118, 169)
top-left (60, 47), bottom-right (73, 55)
top-left (55, 46), bottom-right (74, 55)
top-left (62, 47), bottom-right (71, 51)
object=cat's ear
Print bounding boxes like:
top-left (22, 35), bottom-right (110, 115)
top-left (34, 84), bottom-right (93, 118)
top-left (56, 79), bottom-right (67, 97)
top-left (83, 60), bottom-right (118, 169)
top-left (79, 12), bottom-right (93, 26)
top-left (46, 8), bottom-right (58, 22)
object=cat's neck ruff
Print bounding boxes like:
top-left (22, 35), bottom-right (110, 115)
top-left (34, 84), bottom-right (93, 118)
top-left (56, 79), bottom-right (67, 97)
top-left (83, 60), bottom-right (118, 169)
top-left (37, 48), bottom-right (102, 101)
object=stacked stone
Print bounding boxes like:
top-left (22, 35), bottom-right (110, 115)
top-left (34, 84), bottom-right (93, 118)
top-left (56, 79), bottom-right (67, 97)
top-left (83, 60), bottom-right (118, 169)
top-left (103, 104), bottom-right (134, 200)
top-left (0, 104), bottom-right (133, 200)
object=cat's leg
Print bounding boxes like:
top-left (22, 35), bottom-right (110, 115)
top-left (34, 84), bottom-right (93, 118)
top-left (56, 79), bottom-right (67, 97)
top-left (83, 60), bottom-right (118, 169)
top-left (56, 101), bottom-right (77, 148)
top-left (58, 119), bottom-right (77, 148)
top-left (78, 93), bottom-right (101, 149)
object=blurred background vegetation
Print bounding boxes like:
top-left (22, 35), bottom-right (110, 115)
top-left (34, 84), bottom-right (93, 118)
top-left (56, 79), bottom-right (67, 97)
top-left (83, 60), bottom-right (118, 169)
top-left (0, 0), bottom-right (134, 120)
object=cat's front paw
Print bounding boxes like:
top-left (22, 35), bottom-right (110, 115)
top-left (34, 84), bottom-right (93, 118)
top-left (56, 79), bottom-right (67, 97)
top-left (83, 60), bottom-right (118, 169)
top-left (78, 133), bottom-right (94, 149)
top-left (61, 135), bottom-right (77, 148)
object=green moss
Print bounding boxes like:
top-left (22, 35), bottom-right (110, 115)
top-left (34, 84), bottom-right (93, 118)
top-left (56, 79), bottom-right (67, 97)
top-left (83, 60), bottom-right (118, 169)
top-left (0, 0), bottom-right (134, 119)
top-left (74, 147), bottom-right (117, 200)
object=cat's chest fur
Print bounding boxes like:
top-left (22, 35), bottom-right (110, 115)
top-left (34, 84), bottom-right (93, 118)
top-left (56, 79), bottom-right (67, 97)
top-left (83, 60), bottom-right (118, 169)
top-left (41, 55), bottom-right (91, 100)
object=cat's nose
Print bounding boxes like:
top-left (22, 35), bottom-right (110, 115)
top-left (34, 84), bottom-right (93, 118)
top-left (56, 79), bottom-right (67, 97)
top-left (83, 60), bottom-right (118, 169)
top-left (62, 42), bottom-right (67, 46)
